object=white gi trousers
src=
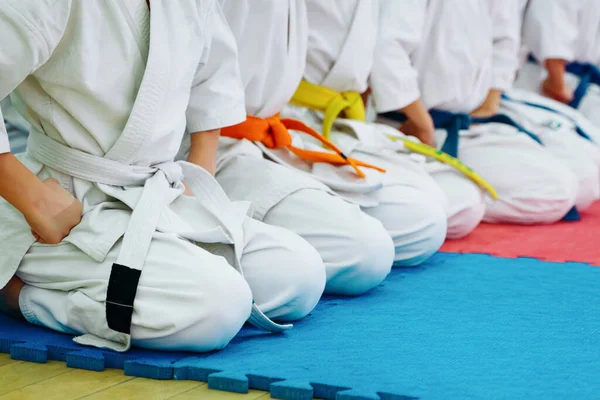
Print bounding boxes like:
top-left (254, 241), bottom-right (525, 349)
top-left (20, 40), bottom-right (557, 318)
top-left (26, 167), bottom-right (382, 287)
top-left (19, 215), bottom-right (325, 352)
top-left (13, 148), bottom-right (326, 353)
top-left (374, 114), bottom-right (486, 240)
top-left (426, 164), bottom-right (486, 239)
top-left (211, 136), bottom-right (401, 296)
top-left (339, 144), bottom-right (448, 268)
top-left (435, 124), bottom-right (579, 225)
top-left (499, 90), bottom-right (600, 211)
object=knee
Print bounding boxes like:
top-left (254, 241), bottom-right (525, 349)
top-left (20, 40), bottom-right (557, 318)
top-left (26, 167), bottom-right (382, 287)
top-left (157, 264), bottom-right (253, 352)
top-left (325, 211), bottom-right (394, 296)
top-left (447, 203), bottom-right (485, 239)
top-left (447, 187), bottom-right (485, 239)
top-left (264, 188), bottom-right (393, 296)
top-left (386, 192), bottom-right (448, 266)
top-left (257, 233), bottom-right (326, 322)
top-left (276, 241), bottom-right (326, 321)
top-left (202, 270), bottom-right (254, 349)
top-left (534, 165), bottom-right (579, 222)
top-left (431, 171), bottom-right (485, 239)
top-left (485, 164), bottom-right (578, 224)
top-left (572, 160), bottom-right (600, 211)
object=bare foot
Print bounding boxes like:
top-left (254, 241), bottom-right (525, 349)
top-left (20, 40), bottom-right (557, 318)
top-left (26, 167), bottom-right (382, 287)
top-left (0, 276), bottom-right (24, 320)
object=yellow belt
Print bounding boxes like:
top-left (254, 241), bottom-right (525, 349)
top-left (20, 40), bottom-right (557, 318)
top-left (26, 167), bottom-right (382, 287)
top-left (290, 80), bottom-right (498, 199)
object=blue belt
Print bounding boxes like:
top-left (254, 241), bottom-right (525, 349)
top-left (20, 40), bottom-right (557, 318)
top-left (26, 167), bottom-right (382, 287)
top-left (527, 54), bottom-right (600, 110)
top-left (565, 62), bottom-right (600, 109)
top-left (429, 110), bottom-right (542, 158)
top-left (501, 93), bottom-right (592, 141)
top-left (378, 108), bottom-right (579, 221)
top-left (379, 110), bottom-right (542, 158)
top-left (430, 109), bottom-right (578, 221)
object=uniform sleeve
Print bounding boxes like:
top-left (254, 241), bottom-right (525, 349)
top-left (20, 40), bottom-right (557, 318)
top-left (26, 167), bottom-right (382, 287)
top-left (217, 0), bottom-right (248, 45)
top-left (489, 0), bottom-right (522, 91)
top-left (523, 0), bottom-right (581, 63)
top-left (0, 0), bottom-right (71, 154)
top-left (185, 1), bottom-right (246, 133)
top-left (369, 0), bottom-right (426, 113)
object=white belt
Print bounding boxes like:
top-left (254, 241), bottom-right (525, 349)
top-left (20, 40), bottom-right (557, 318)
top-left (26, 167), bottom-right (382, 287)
top-left (28, 130), bottom-right (291, 352)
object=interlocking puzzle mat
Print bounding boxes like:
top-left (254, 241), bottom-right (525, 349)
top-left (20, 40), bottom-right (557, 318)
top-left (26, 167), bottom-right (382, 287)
top-left (2, 253), bottom-right (599, 400)
top-left (441, 202), bottom-right (600, 265)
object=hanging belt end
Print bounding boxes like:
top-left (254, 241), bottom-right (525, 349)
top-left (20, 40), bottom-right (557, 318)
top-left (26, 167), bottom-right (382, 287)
top-left (345, 157), bottom-right (366, 178)
top-left (248, 304), bottom-right (293, 333)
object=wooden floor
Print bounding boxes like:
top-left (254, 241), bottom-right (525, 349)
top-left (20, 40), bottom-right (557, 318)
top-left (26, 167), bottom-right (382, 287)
top-left (0, 354), bottom-right (272, 400)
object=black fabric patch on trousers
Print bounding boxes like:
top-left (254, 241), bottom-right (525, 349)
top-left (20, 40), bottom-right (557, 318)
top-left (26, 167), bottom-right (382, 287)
top-left (106, 263), bottom-right (141, 334)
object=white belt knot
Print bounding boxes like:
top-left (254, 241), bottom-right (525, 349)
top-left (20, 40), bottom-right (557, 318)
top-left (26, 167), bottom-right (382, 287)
top-left (152, 161), bottom-right (183, 187)
top-left (26, 129), bottom-right (291, 352)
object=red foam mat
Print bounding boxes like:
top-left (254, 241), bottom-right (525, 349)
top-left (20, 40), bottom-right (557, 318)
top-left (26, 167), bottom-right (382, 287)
top-left (441, 202), bottom-right (600, 265)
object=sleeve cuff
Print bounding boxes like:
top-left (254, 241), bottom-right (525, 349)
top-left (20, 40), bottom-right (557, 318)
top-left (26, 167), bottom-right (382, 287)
top-left (186, 101), bottom-right (247, 133)
top-left (371, 77), bottom-right (421, 114)
top-left (534, 49), bottom-right (575, 64)
top-left (491, 73), bottom-right (516, 92)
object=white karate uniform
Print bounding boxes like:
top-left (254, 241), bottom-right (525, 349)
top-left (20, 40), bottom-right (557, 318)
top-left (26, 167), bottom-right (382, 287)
top-left (518, 0), bottom-right (600, 128)
top-left (505, 0), bottom-right (600, 209)
top-left (278, 0), bottom-right (447, 260)
top-left (379, 0), bottom-right (578, 225)
top-left (0, 0), bottom-right (325, 353)
top-left (500, 89), bottom-right (600, 211)
top-left (202, 0), bottom-right (395, 296)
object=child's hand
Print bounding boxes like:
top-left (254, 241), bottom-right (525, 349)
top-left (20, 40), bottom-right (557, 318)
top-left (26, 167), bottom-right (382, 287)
top-left (541, 77), bottom-right (574, 104)
top-left (542, 58), bottom-right (574, 104)
top-left (400, 118), bottom-right (436, 147)
top-left (26, 178), bottom-right (82, 244)
top-left (399, 99), bottom-right (436, 146)
top-left (470, 89), bottom-right (502, 118)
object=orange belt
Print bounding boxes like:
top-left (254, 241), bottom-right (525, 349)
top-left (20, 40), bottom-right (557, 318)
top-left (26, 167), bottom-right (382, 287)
top-left (221, 114), bottom-right (385, 178)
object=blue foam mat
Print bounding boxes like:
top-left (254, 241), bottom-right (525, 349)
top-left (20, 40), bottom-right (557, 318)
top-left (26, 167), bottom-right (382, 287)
top-left (1, 253), bottom-right (599, 399)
